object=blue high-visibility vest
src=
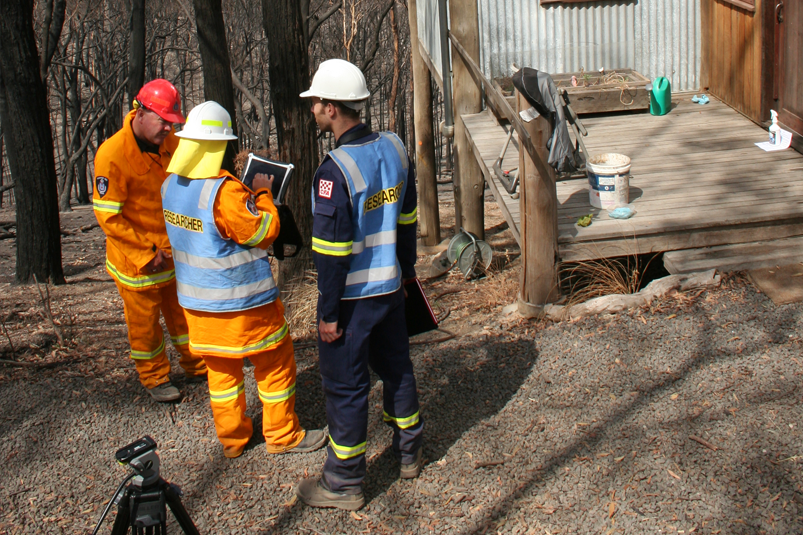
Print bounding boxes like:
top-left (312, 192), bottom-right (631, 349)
top-left (161, 175), bottom-right (279, 312)
top-left (314, 132), bottom-right (409, 299)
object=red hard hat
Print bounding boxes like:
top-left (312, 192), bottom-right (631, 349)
top-left (135, 79), bottom-right (184, 124)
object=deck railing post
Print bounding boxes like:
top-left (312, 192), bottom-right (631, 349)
top-left (449, 0), bottom-right (484, 239)
top-left (408, 0), bottom-right (441, 246)
top-left (517, 91), bottom-right (561, 314)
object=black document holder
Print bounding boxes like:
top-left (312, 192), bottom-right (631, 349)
top-left (404, 278), bottom-right (438, 337)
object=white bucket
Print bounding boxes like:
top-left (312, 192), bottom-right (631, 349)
top-left (587, 153), bottom-right (631, 209)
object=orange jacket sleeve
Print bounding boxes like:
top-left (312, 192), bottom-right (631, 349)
top-left (212, 178), bottom-right (280, 250)
top-left (93, 145), bottom-right (157, 270)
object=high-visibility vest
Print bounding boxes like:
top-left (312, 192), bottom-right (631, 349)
top-left (162, 175), bottom-right (279, 312)
top-left (313, 132), bottom-right (409, 300)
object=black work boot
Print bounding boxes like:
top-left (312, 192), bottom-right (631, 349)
top-left (400, 447), bottom-right (424, 479)
top-left (296, 478), bottom-right (365, 511)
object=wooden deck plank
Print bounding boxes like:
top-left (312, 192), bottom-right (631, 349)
top-left (662, 236), bottom-right (803, 274)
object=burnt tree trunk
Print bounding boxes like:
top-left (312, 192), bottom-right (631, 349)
top-left (192, 0), bottom-right (238, 173)
top-left (127, 0), bottom-right (145, 101)
top-left (263, 0), bottom-right (319, 284)
top-left (0, 2), bottom-right (64, 284)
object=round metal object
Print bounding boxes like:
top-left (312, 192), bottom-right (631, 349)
top-left (457, 240), bottom-right (493, 278)
top-left (446, 232), bottom-right (476, 263)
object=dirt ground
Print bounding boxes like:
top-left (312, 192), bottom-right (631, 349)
top-left (0, 188), bottom-right (801, 534)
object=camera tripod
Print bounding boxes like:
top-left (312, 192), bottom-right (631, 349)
top-left (93, 436), bottom-right (199, 535)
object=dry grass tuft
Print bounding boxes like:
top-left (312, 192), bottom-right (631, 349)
top-left (281, 271), bottom-right (319, 340)
top-left (561, 255), bottom-right (652, 307)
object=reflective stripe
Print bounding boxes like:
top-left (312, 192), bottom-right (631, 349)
top-left (398, 207), bottom-right (417, 225)
top-left (198, 179), bottom-right (216, 211)
top-left (106, 259), bottom-right (175, 288)
top-left (177, 276), bottom-right (276, 301)
top-left (329, 437), bottom-right (367, 460)
top-left (191, 322), bottom-right (288, 356)
top-left (383, 133), bottom-right (409, 171)
top-left (345, 265), bottom-right (398, 286)
top-left (130, 336), bottom-right (165, 360)
top-left (383, 410), bottom-right (420, 429)
top-left (351, 229), bottom-right (396, 255)
top-left (170, 334), bottom-right (190, 346)
top-left (201, 119), bottom-right (223, 127)
top-left (209, 381), bottom-right (245, 403)
top-left (330, 147), bottom-right (366, 193)
top-left (312, 237), bottom-right (352, 256)
top-left (93, 199), bottom-right (124, 214)
top-left (258, 383), bottom-right (296, 404)
top-left (242, 212), bottom-right (272, 247)
top-left (173, 247), bottom-right (268, 270)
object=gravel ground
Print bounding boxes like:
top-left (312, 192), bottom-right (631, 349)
top-left (1, 200), bottom-right (802, 534)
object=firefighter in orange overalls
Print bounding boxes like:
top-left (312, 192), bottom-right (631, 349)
top-left (93, 79), bottom-right (207, 402)
top-left (161, 101), bottom-right (326, 459)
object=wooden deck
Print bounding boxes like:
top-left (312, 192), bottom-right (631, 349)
top-left (462, 94), bottom-right (803, 263)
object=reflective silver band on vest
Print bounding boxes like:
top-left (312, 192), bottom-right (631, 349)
top-left (198, 179), bottom-right (217, 211)
top-left (177, 277), bottom-right (276, 301)
top-left (345, 264), bottom-right (398, 286)
top-left (173, 247), bottom-right (269, 270)
top-left (330, 148), bottom-right (367, 195)
top-left (383, 133), bottom-right (409, 171)
top-left (351, 229), bottom-right (397, 255)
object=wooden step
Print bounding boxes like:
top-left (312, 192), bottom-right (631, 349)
top-left (663, 236), bottom-right (803, 274)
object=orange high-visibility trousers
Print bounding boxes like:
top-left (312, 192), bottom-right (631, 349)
top-left (204, 336), bottom-right (304, 454)
top-left (116, 280), bottom-right (207, 388)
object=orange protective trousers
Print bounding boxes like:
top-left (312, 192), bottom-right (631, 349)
top-left (116, 281), bottom-right (207, 388)
top-left (202, 336), bottom-right (304, 454)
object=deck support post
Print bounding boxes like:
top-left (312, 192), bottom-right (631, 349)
top-left (449, 0), bottom-right (484, 239)
top-left (408, 0), bottom-right (440, 246)
top-left (517, 91), bottom-right (561, 315)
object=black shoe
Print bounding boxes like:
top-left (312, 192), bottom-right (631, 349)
top-left (296, 478), bottom-right (365, 511)
top-left (400, 448), bottom-right (424, 479)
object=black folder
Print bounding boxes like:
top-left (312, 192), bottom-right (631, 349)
top-left (240, 153), bottom-right (294, 204)
top-left (404, 278), bottom-right (438, 337)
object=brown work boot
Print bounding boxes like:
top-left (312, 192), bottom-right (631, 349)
top-left (283, 429), bottom-right (327, 454)
top-left (147, 382), bottom-right (181, 402)
top-left (296, 478), bottom-right (365, 511)
top-left (400, 447), bottom-right (424, 479)
top-left (223, 445), bottom-right (245, 459)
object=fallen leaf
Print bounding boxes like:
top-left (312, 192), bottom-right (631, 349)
top-left (609, 502), bottom-right (616, 518)
top-left (668, 470), bottom-right (681, 480)
top-left (351, 511), bottom-right (363, 521)
top-left (666, 314), bottom-right (677, 319)
top-left (639, 316), bottom-right (647, 324)
top-left (614, 456), bottom-right (625, 463)
top-left (284, 495), bottom-right (298, 507)
top-left (670, 393), bottom-right (679, 400)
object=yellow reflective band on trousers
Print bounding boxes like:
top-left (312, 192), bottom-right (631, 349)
top-left (170, 334), bottom-right (190, 346)
top-left (311, 237), bottom-right (353, 256)
top-left (258, 382), bottom-right (296, 404)
top-left (383, 410), bottom-right (420, 429)
top-left (329, 437), bottom-right (367, 460)
top-left (106, 259), bottom-right (176, 288)
top-left (209, 380), bottom-right (245, 403)
top-left (93, 199), bottom-right (124, 214)
top-left (190, 322), bottom-right (289, 356)
top-left (130, 335), bottom-right (165, 360)
top-left (398, 206), bottom-right (417, 225)
top-left (243, 212), bottom-right (272, 247)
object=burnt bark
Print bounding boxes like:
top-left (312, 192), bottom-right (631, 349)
top-left (0, 1), bottom-right (64, 284)
top-left (127, 0), bottom-right (146, 100)
top-left (192, 0), bottom-right (238, 173)
top-left (39, 0), bottom-right (66, 81)
top-left (263, 0), bottom-right (319, 282)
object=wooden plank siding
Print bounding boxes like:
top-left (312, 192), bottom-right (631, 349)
top-left (462, 93), bottom-right (803, 263)
top-left (700, 0), bottom-right (772, 124)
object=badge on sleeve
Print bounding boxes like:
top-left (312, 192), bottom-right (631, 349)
top-left (318, 179), bottom-right (333, 199)
top-left (246, 197), bottom-right (259, 216)
top-left (96, 176), bottom-right (109, 198)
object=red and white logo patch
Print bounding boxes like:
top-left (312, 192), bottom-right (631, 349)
top-left (318, 179), bottom-right (334, 199)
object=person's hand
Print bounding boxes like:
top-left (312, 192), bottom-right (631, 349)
top-left (402, 277), bottom-right (415, 298)
top-left (144, 249), bottom-right (172, 273)
top-left (251, 173), bottom-right (275, 192)
top-left (318, 319), bottom-right (343, 343)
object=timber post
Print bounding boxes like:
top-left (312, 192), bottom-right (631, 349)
top-left (517, 90), bottom-right (561, 315)
top-left (407, 0), bottom-right (440, 246)
top-left (449, 0), bottom-right (484, 239)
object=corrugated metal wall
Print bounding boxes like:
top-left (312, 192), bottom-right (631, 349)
top-left (417, 0), bottom-right (445, 83)
top-left (478, 0), bottom-right (701, 91)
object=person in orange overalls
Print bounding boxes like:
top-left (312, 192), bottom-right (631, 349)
top-left (161, 101), bottom-right (326, 459)
top-left (93, 79), bottom-right (207, 402)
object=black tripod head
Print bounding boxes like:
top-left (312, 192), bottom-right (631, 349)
top-left (116, 436), bottom-right (160, 488)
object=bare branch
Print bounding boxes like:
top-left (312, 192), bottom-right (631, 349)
top-left (360, 0), bottom-right (395, 73)
top-left (307, 0), bottom-right (343, 45)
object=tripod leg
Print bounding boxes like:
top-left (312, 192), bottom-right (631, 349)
top-left (163, 483), bottom-right (200, 535)
top-left (110, 489), bottom-right (132, 535)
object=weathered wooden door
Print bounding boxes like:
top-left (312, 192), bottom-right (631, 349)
top-left (776, 0), bottom-right (803, 136)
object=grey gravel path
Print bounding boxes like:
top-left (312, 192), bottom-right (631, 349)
top-left (1, 274), bottom-right (801, 534)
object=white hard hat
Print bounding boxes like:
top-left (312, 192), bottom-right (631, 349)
top-left (175, 101), bottom-right (237, 141)
top-left (300, 59), bottom-right (370, 107)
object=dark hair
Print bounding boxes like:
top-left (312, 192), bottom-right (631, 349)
top-left (321, 99), bottom-right (361, 120)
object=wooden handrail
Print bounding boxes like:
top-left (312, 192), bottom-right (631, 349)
top-left (448, 32), bottom-right (554, 186)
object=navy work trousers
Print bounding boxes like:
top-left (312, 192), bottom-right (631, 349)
top-left (318, 287), bottom-right (423, 493)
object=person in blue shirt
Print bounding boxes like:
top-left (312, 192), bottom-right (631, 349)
top-left (295, 59), bottom-right (423, 510)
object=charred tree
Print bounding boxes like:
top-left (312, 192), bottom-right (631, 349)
top-left (192, 0), bottom-right (238, 172)
top-left (0, 2), bottom-right (64, 284)
top-left (128, 0), bottom-right (146, 100)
